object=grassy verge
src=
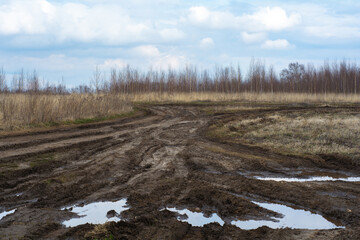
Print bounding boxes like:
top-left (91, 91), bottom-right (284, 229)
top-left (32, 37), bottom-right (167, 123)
top-left (0, 109), bottom-right (139, 137)
top-left (0, 93), bottom-right (133, 131)
top-left (45, 110), bottom-right (137, 127)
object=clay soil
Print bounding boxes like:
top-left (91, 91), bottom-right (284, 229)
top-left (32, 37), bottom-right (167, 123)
top-left (0, 103), bottom-right (359, 239)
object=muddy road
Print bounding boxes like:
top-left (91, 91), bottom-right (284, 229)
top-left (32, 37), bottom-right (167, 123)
top-left (0, 104), bottom-right (359, 239)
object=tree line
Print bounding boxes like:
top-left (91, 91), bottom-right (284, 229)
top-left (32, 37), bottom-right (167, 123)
top-left (1, 59), bottom-right (359, 95)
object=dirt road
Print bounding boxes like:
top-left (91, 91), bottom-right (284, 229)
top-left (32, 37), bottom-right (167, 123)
top-left (0, 104), bottom-right (359, 239)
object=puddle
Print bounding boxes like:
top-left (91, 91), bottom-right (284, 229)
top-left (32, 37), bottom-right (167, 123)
top-left (232, 201), bottom-right (344, 230)
top-left (167, 201), bottom-right (343, 230)
top-left (166, 207), bottom-right (224, 227)
top-left (255, 176), bottom-right (360, 182)
top-left (62, 199), bottom-right (128, 227)
top-left (0, 209), bottom-right (16, 221)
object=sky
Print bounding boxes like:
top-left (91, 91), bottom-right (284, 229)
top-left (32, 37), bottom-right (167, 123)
top-left (0, 0), bottom-right (359, 86)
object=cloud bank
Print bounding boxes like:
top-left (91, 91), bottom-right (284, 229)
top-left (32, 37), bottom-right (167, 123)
top-left (0, 0), bottom-right (359, 85)
top-left (0, 0), bottom-right (183, 45)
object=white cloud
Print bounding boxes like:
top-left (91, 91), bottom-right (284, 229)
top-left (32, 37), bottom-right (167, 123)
top-left (241, 32), bottom-right (267, 43)
top-left (152, 55), bottom-right (186, 69)
top-left (0, 0), bottom-right (53, 35)
top-left (261, 39), bottom-right (293, 50)
top-left (100, 59), bottom-right (128, 69)
top-left (200, 37), bottom-right (214, 49)
top-left (132, 45), bottom-right (161, 58)
top-left (188, 6), bottom-right (211, 25)
top-left (249, 7), bottom-right (301, 31)
top-left (130, 45), bottom-right (186, 69)
top-left (279, 4), bottom-right (360, 41)
top-left (300, 6), bottom-right (360, 40)
top-left (187, 6), bottom-right (239, 29)
top-left (0, 0), bottom-right (181, 44)
top-left (186, 6), bottom-right (301, 31)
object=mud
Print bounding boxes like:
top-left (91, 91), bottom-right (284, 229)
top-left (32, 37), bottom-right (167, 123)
top-left (0, 103), bottom-right (360, 239)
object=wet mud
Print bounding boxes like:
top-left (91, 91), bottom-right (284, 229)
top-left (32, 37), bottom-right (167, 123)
top-left (0, 103), bottom-right (360, 239)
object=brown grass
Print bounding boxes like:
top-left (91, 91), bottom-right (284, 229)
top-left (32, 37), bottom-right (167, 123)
top-left (0, 93), bottom-right (132, 130)
top-left (1, 92), bottom-right (360, 131)
top-left (129, 92), bottom-right (360, 103)
top-left (224, 111), bottom-right (360, 162)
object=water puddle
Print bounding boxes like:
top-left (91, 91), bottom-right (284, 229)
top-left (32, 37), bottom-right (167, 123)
top-left (62, 199), bottom-right (128, 227)
top-left (255, 176), bottom-right (360, 182)
top-left (166, 207), bottom-right (224, 227)
top-left (167, 201), bottom-right (343, 230)
top-left (232, 201), bottom-right (344, 230)
top-left (0, 209), bottom-right (16, 221)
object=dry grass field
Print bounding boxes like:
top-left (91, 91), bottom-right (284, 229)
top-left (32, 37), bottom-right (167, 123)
top-left (1, 92), bottom-right (359, 130)
top-left (129, 92), bottom-right (360, 103)
top-left (0, 94), bottom-right (132, 130)
top-left (209, 105), bottom-right (360, 165)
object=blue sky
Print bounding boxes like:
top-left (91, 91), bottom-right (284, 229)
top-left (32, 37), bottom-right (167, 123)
top-left (0, 0), bottom-right (359, 86)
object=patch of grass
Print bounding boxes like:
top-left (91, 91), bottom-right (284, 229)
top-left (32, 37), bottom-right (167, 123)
top-left (94, 235), bottom-right (114, 240)
top-left (0, 109), bottom-right (138, 135)
top-left (85, 224), bottom-right (114, 240)
top-left (206, 124), bottom-right (224, 139)
top-left (56, 172), bottom-right (77, 183)
top-left (215, 109), bottom-right (360, 163)
top-left (29, 153), bottom-right (55, 168)
top-left (0, 162), bottom-right (18, 169)
top-left (0, 162), bottom-right (19, 176)
top-left (62, 111), bottom-right (136, 125)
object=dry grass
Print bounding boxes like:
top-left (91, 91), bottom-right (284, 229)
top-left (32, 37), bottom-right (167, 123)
top-left (0, 93), bottom-right (132, 130)
top-left (1, 92), bottom-right (360, 131)
top-left (129, 92), bottom-right (360, 103)
top-left (225, 111), bottom-right (360, 161)
top-left (84, 223), bottom-right (111, 239)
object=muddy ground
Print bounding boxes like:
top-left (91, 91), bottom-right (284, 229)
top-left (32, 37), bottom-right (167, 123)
top-left (0, 103), bottom-right (359, 239)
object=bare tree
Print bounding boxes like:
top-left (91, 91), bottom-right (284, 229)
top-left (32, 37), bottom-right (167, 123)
top-left (268, 65), bottom-right (276, 94)
top-left (27, 70), bottom-right (40, 93)
top-left (0, 66), bottom-right (7, 92)
top-left (280, 62), bottom-right (305, 92)
top-left (91, 66), bottom-right (102, 93)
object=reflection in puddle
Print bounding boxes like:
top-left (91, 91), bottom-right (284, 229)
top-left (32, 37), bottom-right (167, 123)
top-left (0, 209), bottom-right (16, 221)
top-left (255, 176), bottom-right (360, 182)
top-left (232, 201), bottom-right (344, 230)
top-left (166, 207), bottom-right (224, 227)
top-left (62, 199), bottom-right (128, 227)
top-left (167, 201), bottom-right (343, 230)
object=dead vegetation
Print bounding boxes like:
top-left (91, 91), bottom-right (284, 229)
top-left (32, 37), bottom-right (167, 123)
top-left (0, 93), bottom-right (132, 130)
top-left (129, 92), bottom-right (360, 104)
top-left (242, 113), bottom-right (360, 161)
top-left (216, 108), bottom-right (360, 163)
top-left (1, 92), bottom-right (360, 131)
